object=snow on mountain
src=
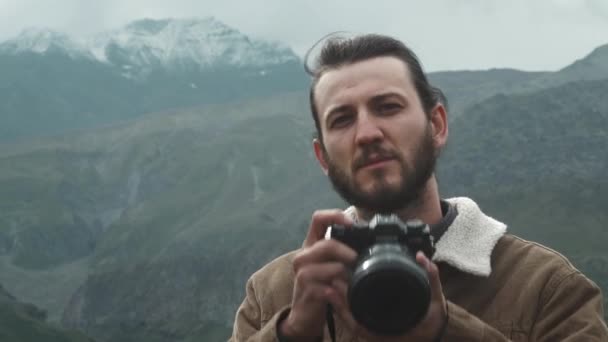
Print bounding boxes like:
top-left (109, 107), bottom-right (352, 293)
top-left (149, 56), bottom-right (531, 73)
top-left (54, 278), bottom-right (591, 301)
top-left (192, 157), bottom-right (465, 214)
top-left (0, 17), bottom-right (300, 74)
top-left (86, 17), bottom-right (299, 70)
top-left (0, 27), bottom-right (91, 59)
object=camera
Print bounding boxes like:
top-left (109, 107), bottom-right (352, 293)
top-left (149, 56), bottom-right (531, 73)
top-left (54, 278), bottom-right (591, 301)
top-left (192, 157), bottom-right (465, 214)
top-left (327, 214), bottom-right (435, 336)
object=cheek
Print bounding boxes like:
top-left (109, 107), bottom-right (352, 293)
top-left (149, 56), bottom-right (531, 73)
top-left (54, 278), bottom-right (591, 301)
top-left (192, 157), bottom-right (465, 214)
top-left (326, 150), bottom-right (348, 171)
top-left (397, 119), bottom-right (429, 148)
top-left (324, 137), bottom-right (352, 163)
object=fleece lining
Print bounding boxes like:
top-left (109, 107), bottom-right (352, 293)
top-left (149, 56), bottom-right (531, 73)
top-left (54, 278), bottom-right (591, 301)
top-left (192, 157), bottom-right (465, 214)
top-left (341, 197), bottom-right (507, 277)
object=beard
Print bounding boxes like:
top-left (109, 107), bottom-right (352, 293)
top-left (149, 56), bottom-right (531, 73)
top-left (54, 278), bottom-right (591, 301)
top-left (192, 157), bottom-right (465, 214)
top-left (324, 124), bottom-right (437, 214)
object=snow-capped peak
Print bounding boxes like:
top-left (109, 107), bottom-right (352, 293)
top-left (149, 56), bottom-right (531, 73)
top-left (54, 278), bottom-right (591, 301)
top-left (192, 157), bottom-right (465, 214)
top-left (86, 17), bottom-right (299, 70)
top-left (0, 27), bottom-right (89, 58)
top-left (0, 17), bottom-right (300, 76)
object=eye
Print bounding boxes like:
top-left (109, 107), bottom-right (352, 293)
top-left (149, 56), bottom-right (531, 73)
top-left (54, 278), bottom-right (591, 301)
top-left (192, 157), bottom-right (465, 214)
top-left (330, 114), bottom-right (354, 129)
top-left (378, 102), bottom-right (402, 115)
top-left (329, 113), bottom-right (354, 128)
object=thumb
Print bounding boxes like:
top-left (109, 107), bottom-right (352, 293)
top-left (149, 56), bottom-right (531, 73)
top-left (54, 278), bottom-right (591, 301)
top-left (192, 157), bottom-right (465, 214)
top-left (416, 251), bottom-right (443, 300)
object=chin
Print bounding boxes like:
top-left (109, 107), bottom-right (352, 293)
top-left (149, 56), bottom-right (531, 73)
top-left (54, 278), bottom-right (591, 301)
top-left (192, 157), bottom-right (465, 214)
top-left (358, 169), bottom-right (398, 183)
top-left (362, 180), bottom-right (402, 197)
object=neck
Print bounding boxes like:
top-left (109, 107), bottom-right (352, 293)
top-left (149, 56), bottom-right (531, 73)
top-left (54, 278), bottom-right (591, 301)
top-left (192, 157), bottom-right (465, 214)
top-left (355, 176), bottom-right (443, 225)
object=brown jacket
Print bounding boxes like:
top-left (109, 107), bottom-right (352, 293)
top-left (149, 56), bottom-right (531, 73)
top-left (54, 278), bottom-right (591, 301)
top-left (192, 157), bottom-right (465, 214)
top-left (230, 198), bottom-right (608, 341)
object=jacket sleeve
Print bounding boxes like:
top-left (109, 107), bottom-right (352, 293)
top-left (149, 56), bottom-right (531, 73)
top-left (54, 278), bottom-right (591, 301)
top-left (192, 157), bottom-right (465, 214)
top-left (530, 270), bottom-right (608, 341)
top-left (229, 275), bottom-right (289, 342)
top-left (444, 271), bottom-right (608, 341)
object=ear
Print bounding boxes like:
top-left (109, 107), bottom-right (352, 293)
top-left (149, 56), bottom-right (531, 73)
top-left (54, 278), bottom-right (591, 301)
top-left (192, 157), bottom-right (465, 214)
top-left (429, 103), bottom-right (448, 148)
top-left (313, 138), bottom-right (329, 175)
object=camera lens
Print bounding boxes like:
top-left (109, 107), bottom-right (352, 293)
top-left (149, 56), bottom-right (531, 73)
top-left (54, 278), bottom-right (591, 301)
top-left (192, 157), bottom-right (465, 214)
top-left (348, 243), bottom-right (430, 335)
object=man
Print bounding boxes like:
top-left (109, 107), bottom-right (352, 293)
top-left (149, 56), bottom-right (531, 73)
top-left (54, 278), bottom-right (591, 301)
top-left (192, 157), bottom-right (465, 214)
top-left (230, 34), bottom-right (608, 341)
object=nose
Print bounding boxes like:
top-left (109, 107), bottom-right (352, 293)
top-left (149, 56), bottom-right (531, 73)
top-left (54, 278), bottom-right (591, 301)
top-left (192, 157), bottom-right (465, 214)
top-left (354, 110), bottom-right (383, 146)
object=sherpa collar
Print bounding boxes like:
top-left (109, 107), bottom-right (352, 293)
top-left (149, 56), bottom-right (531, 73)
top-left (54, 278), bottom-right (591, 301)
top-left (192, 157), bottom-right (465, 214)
top-left (343, 197), bottom-right (507, 277)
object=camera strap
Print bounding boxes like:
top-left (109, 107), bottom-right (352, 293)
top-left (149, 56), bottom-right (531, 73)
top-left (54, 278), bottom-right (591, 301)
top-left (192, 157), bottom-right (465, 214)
top-left (326, 304), bottom-right (337, 342)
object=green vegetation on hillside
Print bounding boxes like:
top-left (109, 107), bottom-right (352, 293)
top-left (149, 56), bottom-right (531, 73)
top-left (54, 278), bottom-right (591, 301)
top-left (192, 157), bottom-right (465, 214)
top-left (0, 284), bottom-right (94, 342)
top-left (0, 50), bottom-right (307, 143)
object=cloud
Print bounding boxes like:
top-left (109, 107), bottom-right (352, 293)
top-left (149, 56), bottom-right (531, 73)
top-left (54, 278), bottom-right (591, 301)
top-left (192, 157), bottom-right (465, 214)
top-left (585, 0), bottom-right (608, 20)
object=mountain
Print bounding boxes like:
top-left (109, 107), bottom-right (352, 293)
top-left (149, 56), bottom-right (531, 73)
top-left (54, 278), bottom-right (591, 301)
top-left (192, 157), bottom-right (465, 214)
top-left (0, 28), bottom-right (90, 59)
top-left (2, 18), bottom-right (605, 143)
top-left (438, 79), bottom-right (608, 319)
top-left (539, 43), bottom-right (608, 86)
top-left (0, 283), bottom-right (94, 342)
top-left (429, 42), bottom-right (608, 118)
top-left (0, 17), bottom-right (307, 143)
top-left (1, 78), bottom-right (606, 341)
top-left (428, 68), bottom-right (548, 117)
top-left (439, 79), bottom-right (608, 255)
top-left (1, 17), bottom-right (299, 74)
top-left (87, 18), bottom-right (298, 76)
top-left (1, 92), bottom-right (342, 341)
top-left (0, 22), bottom-right (607, 341)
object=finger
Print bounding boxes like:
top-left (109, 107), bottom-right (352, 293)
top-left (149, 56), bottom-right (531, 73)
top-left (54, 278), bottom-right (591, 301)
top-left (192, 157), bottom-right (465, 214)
top-left (416, 251), bottom-right (444, 300)
top-left (294, 262), bottom-right (350, 285)
top-left (325, 281), bottom-right (359, 331)
top-left (304, 210), bottom-right (354, 247)
top-left (324, 285), bottom-right (345, 311)
top-left (326, 279), bottom-right (349, 309)
top-left (290, 282), bottom-right (335, 334)
top-left (328, 279), bottom-right (360, 331)
top-left (332, 278), bottom-right (349, 298)
top-left (295, 282), bottom-right (335, 304)
top-left (294, 239), bottom-right (357, 269)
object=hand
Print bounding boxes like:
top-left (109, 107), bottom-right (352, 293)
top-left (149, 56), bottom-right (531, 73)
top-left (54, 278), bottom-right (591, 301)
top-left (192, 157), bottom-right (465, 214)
top-left (279, 209), bottom-right (357, 341)
top-left (332, 251), bottom-right (447, 342)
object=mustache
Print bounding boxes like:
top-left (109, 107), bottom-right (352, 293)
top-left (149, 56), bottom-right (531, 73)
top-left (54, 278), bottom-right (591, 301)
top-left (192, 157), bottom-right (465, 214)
top-left (352, 144), bottom-right (400, 170)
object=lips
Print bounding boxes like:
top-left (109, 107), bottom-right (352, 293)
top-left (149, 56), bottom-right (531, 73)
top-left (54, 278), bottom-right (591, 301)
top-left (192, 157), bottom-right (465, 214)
top-left (354, 151), bottom-right (397, 170)
top-left (352, 144), bottom-right (399, 171)
top-left (360, 156), bottom-right (395, 169)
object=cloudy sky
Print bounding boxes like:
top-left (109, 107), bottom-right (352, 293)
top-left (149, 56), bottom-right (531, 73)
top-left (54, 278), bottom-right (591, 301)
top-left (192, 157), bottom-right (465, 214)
top-left (1, 0), bottom-right (607, 72)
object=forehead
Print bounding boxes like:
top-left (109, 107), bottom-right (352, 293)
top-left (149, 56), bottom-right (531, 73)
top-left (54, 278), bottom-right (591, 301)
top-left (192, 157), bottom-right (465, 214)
top-left (315, 56), bottom-right (416, 116)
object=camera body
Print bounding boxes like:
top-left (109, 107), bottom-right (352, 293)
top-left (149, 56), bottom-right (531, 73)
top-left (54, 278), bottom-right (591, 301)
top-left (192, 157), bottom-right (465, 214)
top-left (328, 214), bottom-right (435, 336)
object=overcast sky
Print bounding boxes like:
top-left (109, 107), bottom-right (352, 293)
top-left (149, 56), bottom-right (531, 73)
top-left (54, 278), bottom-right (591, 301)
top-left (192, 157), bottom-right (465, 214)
top-left (1, 0), bottom-right (607, 72)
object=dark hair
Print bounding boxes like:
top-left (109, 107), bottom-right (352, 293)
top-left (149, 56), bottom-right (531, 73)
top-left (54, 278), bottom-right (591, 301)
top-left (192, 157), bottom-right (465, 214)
top-left (305, 33), bottom-right (443, 141)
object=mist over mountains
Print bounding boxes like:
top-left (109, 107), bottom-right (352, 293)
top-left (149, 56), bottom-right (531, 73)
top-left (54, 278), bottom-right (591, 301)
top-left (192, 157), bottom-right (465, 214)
top-left (0, 17), bottom-right (607, 341)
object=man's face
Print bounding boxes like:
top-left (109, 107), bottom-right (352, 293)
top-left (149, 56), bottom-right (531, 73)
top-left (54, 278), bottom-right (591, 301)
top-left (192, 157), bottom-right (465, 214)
top-left (313, 56), bottom-right (442, 213)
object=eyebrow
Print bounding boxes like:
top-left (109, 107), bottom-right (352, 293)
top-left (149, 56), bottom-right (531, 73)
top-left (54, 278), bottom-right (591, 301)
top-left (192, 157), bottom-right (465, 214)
top-left (323, 91), bottom-right (408, 126)
top-left (369, 93), bottom-right (406, 105)
top-left (325, 104), bottom-right (352, 125)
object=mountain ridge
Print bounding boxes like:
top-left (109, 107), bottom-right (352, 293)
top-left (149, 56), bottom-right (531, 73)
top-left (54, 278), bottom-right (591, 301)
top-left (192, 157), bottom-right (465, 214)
top-left (0, 17), bottom-right (308, 143)
top-left (0, 17), bottom-right (300, 77)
